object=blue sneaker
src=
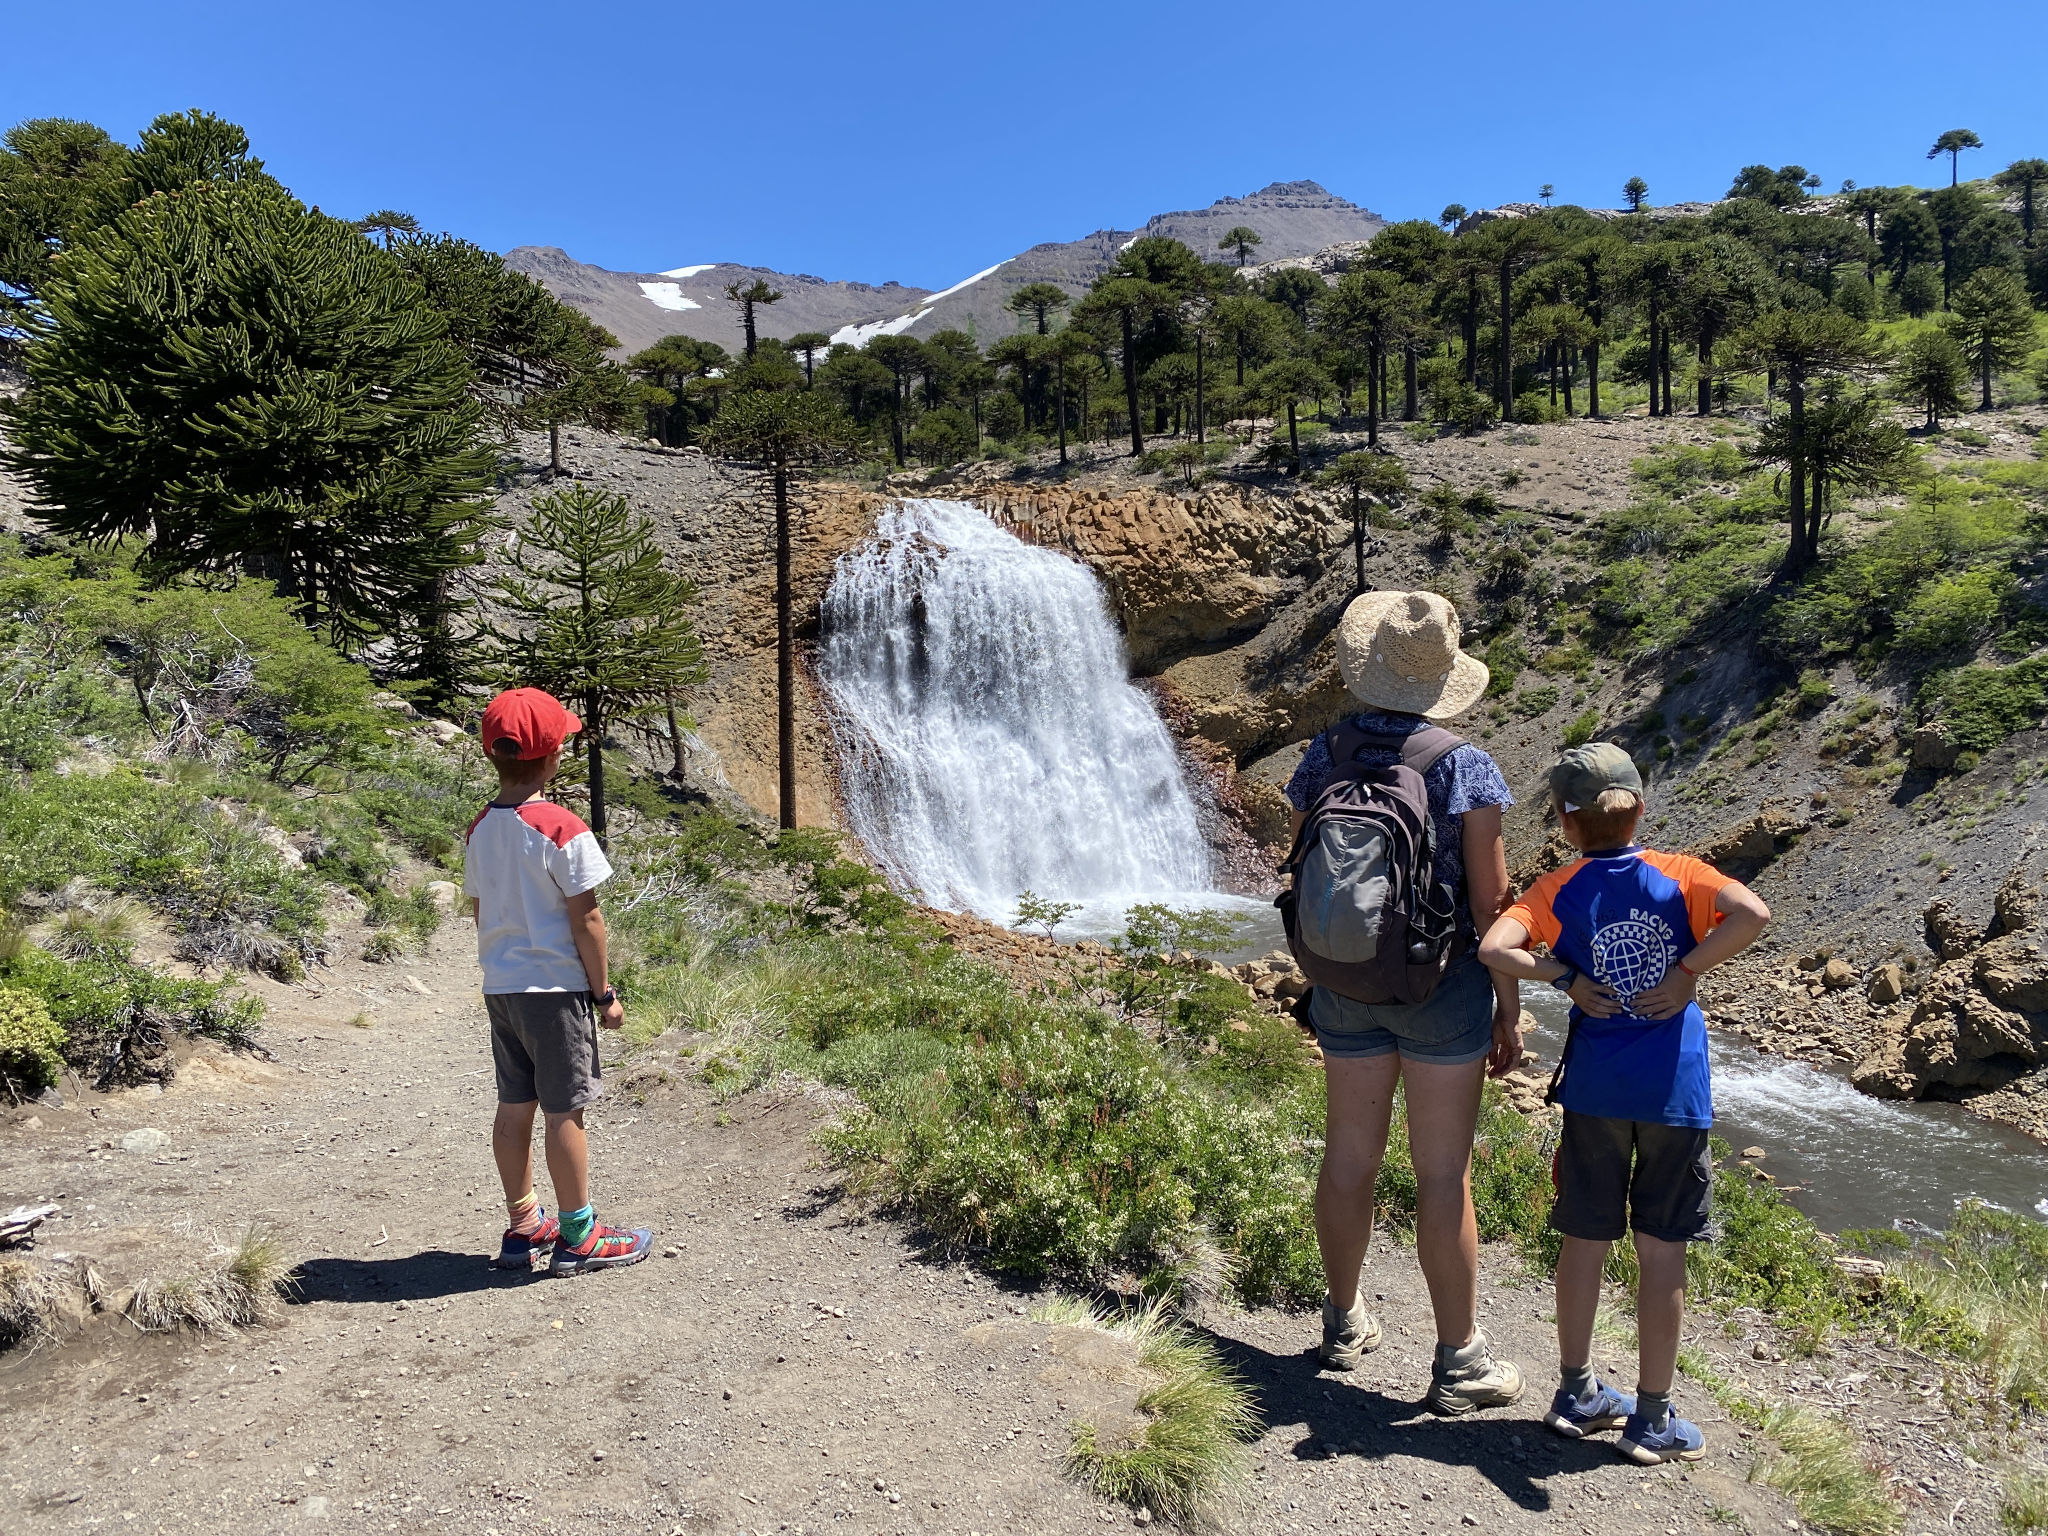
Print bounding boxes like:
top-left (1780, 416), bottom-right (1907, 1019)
top-left (1543, 1379), bottom-right (1635, 1438)
top-left (1618, 1410), bottom-right (1707, 1465)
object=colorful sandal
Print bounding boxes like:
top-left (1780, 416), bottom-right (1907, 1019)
top-left (548, 1222), bottom-right (652, 1277)
top-left (492, 1210), bottom-right (560, 1270)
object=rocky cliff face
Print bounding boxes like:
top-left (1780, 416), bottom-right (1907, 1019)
top-left (1854, 867), bottom-right (2048, 1104)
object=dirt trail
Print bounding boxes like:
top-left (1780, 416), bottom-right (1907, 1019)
top-left (0, 925), bottom-right (1850, 1534)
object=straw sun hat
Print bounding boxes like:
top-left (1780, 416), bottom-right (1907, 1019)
top-left (1335, 590), bottom-right (1490, 720)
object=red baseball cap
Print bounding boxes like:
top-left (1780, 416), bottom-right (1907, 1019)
top-left (479, 688), bottom-right (582, 760)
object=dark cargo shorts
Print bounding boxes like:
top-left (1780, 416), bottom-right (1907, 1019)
top-left (487, 991), bottom-right (602, 1115)
top-left (1549, 1111), bottom-right (1713, 1244)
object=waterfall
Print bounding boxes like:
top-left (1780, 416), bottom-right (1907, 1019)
top-left (819, 498), bottom-right (1214, 919)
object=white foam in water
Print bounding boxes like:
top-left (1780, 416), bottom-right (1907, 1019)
top-left (819, 498), bottom-right (1220, 926)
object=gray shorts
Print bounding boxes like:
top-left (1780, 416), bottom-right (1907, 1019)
top-left (487, 991), bottom-right (602, 1115)
top-left (1549, 1112), bottom-right (1714, 1244)
top-left (1308, 954), bottom-right (1495, 1065)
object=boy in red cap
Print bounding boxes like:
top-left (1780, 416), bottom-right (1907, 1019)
top-left (464, 687), bottom-right (652, 1275)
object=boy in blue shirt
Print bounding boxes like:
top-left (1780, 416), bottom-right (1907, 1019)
top-left (1479, 744), bottom-right (1769, 1464)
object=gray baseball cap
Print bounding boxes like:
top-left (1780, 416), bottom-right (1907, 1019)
top-left (1549, 742), bottom-right (1643, 812)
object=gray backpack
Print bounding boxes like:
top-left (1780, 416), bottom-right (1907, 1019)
top-left (1276, 721), bottom-right (1468, 1006)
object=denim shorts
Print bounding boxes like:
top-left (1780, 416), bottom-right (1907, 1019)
top-left (1308, 955), bottom-right (1495, 1065)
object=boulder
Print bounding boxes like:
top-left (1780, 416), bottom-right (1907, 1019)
top-left (424, 880), bottom-right (461, 914)
top-left (1693, 808), bottom-right (1807, 872)
top-left (1974, 938), bottom-right (2048, 1014)
top-left (1866, 963), bottom-right (1905, 1006)
top-left (1924, 899), bottom-right (1979, 962)
top-left (1909, 721), bottom-right (1961, 775)
top-left (1821, 958), bottom-right (1855, 991)
top-left (1992, 871), bottom-right (2044, 940)
top-left (1854, 959), bottom-right (2040, 1098)
top-left (256, 824), bottom-right (306, 870)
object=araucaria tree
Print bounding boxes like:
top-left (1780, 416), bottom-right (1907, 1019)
top-left (3, 175), bottom-right (493, 643)
top-left (1929, 129), bottom-right (1984, 187)
top-left (1893, 330), bottom-right (1970, 429)
top-left (1943, 268), bottom-right (2038, 410)
top-left (1736, 308), bottom-right (1881, 575)
top-left (724, 277), bottom-right (783, 359)
top-left (701, 389), bottom-right (855, 829)
top-left (484, 483), bottom-right (706, 843)
top-left (1005, 283), bottom-right (1070, 334)
top-left (1218, 226), bottom-right (1262, 267)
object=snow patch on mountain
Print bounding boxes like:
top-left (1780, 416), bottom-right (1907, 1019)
top-left (639, 282), bottom-right (702, 312)
top-left (660, 264), bottom-right (718, 278)
top-left (826, 260), bottom-right (1010, 347)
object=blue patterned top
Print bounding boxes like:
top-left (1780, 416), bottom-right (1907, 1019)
top-left (1284, 710), bottom-right (1515, 938)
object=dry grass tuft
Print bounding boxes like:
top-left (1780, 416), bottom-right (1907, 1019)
top-left (127, 1226), bottom-right (295, 1334)
top-left (0, 1257), bottom-right (84, 1347)
top-left (1037, 1296), bottom-right (1258, 1526)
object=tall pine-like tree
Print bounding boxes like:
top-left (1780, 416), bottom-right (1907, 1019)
top-left (483, 483), bottom-right (706, 843)
top-left (3, 176), bottom-right (493, 643)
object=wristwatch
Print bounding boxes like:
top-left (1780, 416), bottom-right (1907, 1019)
top-left (1550, 965), bottom-right (1579, 994)
top-left (595, 986), bottom-right (619, 1007)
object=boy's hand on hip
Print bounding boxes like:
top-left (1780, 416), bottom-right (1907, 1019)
top-left (600, 998), bottom-right (625, 1030)
top-left (1566, 974), bottom-right (1624, 1017)
top-left (1631, 970), bottom-right (1697, 1020)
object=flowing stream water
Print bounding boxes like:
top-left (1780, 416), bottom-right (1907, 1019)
top-left (818, 496), bottom-right (2048, 1235)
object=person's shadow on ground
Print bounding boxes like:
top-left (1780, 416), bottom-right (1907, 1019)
top-left (289, 1250), bottom-right (532, 1304)
top-left (1212, 1333), bottom-right (1619, 1511)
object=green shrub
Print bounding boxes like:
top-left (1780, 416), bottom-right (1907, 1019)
top-left (1, 943), bottom-right (262, 1086)
top-left (1514, 684), bottom-right (1560, 718)
top-left (1561, 709), bottom-right (1600, 748)
top-left (1794, 670), bottom-right (1835, 713)
top-left (0, 984), bottom-right (67, 1095)
top-left (1512, 389), bottom-right (1561, 425)
top-left (1918, 655), bottom-right (2048, 753)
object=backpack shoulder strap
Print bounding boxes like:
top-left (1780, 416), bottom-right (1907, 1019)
top-left (1399, 726), bottom-right (1466, 777)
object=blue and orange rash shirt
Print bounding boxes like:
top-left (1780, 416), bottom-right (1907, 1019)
top-left (1503, 848), bottom-right (1732, 1130)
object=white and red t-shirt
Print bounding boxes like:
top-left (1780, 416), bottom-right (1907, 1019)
top-left (462, 801), bottom-right (614, 994)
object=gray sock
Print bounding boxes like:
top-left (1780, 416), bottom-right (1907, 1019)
top-left (1636, 1388), bottom-right (1672, 1427)
top-left (1560, 1363), bottom-right (1596, 1399)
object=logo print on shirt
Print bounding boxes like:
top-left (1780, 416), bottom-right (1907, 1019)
top-left (1590, 912), bottom-right (1672, 1003)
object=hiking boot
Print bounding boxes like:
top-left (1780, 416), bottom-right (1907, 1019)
top-left (1543, 1378), bottom-right (1635, 1438)
top-left (492, 1210), bottom-right (559, 1271)
top-left (1424, 1328), bottom-right (1524, 1416)
top-left (548, 1222), bottom-right (653, 1277)
top-left (1618, 1409), bottom-right (1706, 1465)
top-left (1319, 1293), bottom-right (1384, 1371)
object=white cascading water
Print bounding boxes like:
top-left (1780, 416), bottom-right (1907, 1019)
top-left (819, 497), bottom-right (1214, 918)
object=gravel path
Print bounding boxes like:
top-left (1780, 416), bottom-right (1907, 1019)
top-left (4, 924), bottom-right (1814, 1534)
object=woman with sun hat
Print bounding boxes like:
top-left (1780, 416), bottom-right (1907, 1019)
top-left (1283, 588), bottom-right (1525, 1415)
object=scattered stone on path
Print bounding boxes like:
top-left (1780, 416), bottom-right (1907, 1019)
top-left (120, 1128), bottom-right (169, 1155)
top-left (1741, 1146), bottom-right (1766, 1160)
top-left (1821, 958), bottom-right (1854, 991)
top-left (1866, 963), bottom-right (1905, 1005)
top-left (404, 976), bottom-right (432, 996)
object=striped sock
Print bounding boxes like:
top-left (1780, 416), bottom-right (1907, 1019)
top-left (560, 1204), bottom-right (595, 1246)
top-left (506, 1190), bottom-right (543, 1237)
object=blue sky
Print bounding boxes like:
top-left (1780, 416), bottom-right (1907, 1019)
top-left (15, 1), bottom-right (2047, 289)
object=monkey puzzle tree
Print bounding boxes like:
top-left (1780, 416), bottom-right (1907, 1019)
top-left (700, 389), bottom-right (856, 828)
top-left (1439, 204), bottom-right (1467, 230)
top-left (3, 176), bottom-right (493, 643)
top-left (1928, 129), bottom-right (1984, 188)
top-left (0, 117), bottom-right (130, 331)
top-left (1218, 225), bottom-right (1263, 267)
top-left (1995, 159), bottom-right (2048, 247)
top-left (787, 331), bottom-right (830, 386)
top-left (1622, 177), bottom-right (1649, 213)
top-left (1325, 452), bottom-right (1410, 596)
top-left (724, 277), bottom-right (782, 359)
top-left (1944, 267), bottom-right (2038, 410)
top-left (483, 483), bottom-right (706, 844)
top-left (1734, 307), bottom-right (1881, 574)
top-left (1674, 234), bottom-right (1772, 416)
top-left (1255, 355), bottom-right (1330, 475)
top-left (1075, 276), bottom-right (1170, 457)
top-left (1005, 282), bottom-right (1069, 334)
top-left (1893, 329), bottom-right (1970, 429)
top-left (1467, 216), bottom-right (1556, 415)
top-left (353, 209), bottom-right (419, 250)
